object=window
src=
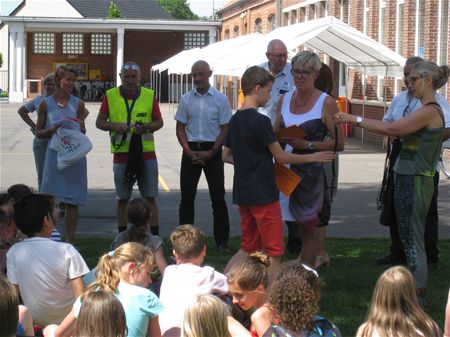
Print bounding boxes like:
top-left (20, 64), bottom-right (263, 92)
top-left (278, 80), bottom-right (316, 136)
top-left (396, 0), bottom-right (404, 55)
top-left (268, 14), bottom-right (276, 31)
top-left (224, 29), bottom-right (230, 39)
top-left (33, 33), bottom-right (55, 54)
top-left (439, 0), bottom-right (448, 66)
top-left (91, 33), bottom-right (112, 55)
top-left (290, 10), bottom-right (297, 25)
top-left (62, 33), bottom-right (84, 54)
top-left (416, 0), bottom-right (425, 57)
top-left (255, 18), bottom-right (262, 33)
top-left (340, 0), bottom-right (349, 23)
top-left (364, 0), bottom-right (370, 34)
top-left (233, 26), bottom-right (239, 37)
top-left (184, 32), bottom-right (208, 50)
top-left (379, 1), bottom-right (386, 45)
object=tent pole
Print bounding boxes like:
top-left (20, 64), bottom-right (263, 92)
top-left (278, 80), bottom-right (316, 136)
top-left (384, 66), bottom-right (388, 116)
top-left (362, 67), bottom-right (366, 145)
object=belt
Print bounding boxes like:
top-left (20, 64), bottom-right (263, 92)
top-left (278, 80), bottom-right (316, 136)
top-left (188, 141), bottom-right (214, 151)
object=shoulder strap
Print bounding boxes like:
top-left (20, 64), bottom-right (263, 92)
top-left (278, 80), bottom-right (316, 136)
top-left (425, 101), bottom-right (445, 125)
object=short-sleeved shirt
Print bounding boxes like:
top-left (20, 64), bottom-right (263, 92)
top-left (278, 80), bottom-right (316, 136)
top-left (258, 62), bottom-right (294, 125)
top-left (384, 91), bottom-right (450, 126)
top-left (99, 87), bottom-right (162, 163)
top-left (174, 86), bottom-right (232, 142)
top-left (24, 94), bottom-right (50, 113)
top-left (111, 229), bottom-right (163, 251)
top-left (74, 282), bottom-right (163, 337)
top-left (159, 263), bottom-right (228, 335)
top-left (225, 108), bottom-right (278, 205)
top-left (7, 237), bottom-right (89, 326)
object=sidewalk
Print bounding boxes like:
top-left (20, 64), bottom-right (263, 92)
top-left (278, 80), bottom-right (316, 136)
top-left (1, 102), bottom-right (449, 239)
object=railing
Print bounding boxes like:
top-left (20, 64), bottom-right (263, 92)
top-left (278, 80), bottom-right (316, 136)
top-left (0, 70), bottom-right (8, 101)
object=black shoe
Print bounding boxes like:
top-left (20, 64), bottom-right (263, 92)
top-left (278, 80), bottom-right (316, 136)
top-left (427, 261), bottom-right (438, 270)
top-left (376, 254), bottom-right (405, 266)
top-left (286, 238), bottom-right (302, 256)
top-left (217, 244), bottom-right (230, 253)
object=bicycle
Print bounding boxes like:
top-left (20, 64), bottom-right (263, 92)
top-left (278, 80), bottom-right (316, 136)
top-left (441, 139), bottom-right (450, 178)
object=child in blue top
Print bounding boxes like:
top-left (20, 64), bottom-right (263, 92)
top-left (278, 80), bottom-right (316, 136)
top-left (46, 242), bottom-right (163, 337)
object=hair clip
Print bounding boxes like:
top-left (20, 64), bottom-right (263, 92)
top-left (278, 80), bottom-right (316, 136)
top-left (302, 263), bottom-right (319, 278)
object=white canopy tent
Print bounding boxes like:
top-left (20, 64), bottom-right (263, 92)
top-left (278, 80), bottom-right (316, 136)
top-left (153, 17), bottom-right (406, 77)
top-left (151, 16), bottom-right (406, 132)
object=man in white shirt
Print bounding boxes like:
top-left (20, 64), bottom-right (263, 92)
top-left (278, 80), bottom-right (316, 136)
top-left (175, 60), bottom-right (232, 252)
top-left (377, 56), bottom-right (450, 268)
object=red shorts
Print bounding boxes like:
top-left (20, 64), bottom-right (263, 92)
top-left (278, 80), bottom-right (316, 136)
top-left (239, 201), bottom-right (284, 257)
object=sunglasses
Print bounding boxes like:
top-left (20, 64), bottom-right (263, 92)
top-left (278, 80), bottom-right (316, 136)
top-left (121, 63), bottom-right (140, 72)
top-left (291, 69), bottom-right (312, 78)
top-left (409, 75), bottom-right (424, 84)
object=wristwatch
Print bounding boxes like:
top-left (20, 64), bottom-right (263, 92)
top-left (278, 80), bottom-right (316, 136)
top-left (211, 147), bottom-right (220, 155)
top-left (355, 116), bottom-right (363, 126)
top-left (308, 141), bottom-right (315, 151)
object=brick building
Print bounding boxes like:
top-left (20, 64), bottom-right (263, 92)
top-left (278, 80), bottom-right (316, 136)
top-left (0, 0), bottom-right (220, 102)
top-left (218, 0), bottom-right (449, 145)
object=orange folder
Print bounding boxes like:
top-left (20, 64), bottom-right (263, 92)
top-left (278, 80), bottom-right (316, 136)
top-left (275, 125), bottom-right (306, 142)
top-left (274, 162), bottom-right (302, 196)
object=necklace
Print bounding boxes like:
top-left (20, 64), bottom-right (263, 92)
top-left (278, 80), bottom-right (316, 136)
top-left (295, 90), bottom-right (315, 107)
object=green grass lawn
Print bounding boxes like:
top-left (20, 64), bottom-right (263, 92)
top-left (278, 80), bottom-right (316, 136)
top-left (75, 237), bottom-right (449, 337)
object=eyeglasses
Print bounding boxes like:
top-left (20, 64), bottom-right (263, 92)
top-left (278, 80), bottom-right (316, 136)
top-left (291, 69), bottom-right (312, 78)
top-left (409, 75), bottom-right (423, 84)
top-left (121, 63), bottom-right (140, 72)
top-left (269, 53), bottom-right (288, 59)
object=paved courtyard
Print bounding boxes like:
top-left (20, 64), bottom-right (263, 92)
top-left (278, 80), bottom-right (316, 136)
top-left (1, 102), bottom-right (449, 240)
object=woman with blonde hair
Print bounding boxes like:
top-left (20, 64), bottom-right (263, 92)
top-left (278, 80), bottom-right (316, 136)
top-left (356, 266), bottom-right (441, 337)
top-left (335, 60), bottom-right (449, 301)
top-left (74, 289), bottom-right (127, 337)
top-left (37, 66), bottom-right (88, 243)
top-left (45, 242), bottom-right (163, 337)
top-left (275, 51), bottom-right (345, 267)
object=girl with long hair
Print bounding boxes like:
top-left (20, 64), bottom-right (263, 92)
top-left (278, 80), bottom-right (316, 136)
top-left (182, 294), bottom-right (232, 337)
top-left (227, 252), bottom-right (277, 336)
top-left (45, 242), bottom-right (163, 337)
top-left (356, 266), bottom-right (441, 337)
top-left (74, 289), bottom-right (127, 337)
top-left (111, 197), bottom-right (167, 276)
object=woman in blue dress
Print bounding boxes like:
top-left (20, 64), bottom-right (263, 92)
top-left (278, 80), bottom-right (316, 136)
top-left (36, 66), bottom-right (88, 243)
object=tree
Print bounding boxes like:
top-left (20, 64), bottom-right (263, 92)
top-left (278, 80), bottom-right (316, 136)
top-left (108, 1), bottom-right (122, 18)
top-left (156, 0), bottom-right (200, 20)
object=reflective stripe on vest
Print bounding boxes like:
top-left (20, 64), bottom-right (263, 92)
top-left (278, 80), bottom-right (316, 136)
top-left (107, 86), bottom-right (155, 153)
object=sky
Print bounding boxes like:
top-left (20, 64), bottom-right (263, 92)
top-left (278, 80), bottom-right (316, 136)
top-left (0, 0), bottom-right (228, 17)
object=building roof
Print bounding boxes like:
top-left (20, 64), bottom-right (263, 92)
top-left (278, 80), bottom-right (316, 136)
top-left (66, 0), bottom-right (173, 20)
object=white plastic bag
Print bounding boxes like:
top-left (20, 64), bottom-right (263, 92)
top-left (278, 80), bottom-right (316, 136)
top-left (49, 128), bottom-right (92, 170)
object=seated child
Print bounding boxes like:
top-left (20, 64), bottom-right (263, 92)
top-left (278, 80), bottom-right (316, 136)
top-left (46, 242), bottom-right (163, 337)
top-left (111, 197), bottom-right (167, 276)
top-left (182, 294), bottom-right (251, 337)
top-left (74, 289), bottom-right (127, 337)
top-left (356, 266), bottom-right (441, 337)
top-left (227, 252), bottom-right (276, 336)
top-left (0, 274), bottom-right (34, 337)
top-left (254, 261), bottom-right (341, 337)
top-left (7, 194), bottom-right (89, 326)
top-left (159, 224), bottom-right (229, 337)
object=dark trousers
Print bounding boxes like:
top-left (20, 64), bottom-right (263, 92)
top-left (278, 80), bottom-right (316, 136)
top-left (390, 171), bottom-right (440, 263)
top-left (179, 143), bottom-right (230, 246)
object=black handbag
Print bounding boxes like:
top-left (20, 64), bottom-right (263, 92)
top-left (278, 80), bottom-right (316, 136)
top-left (377, 138), bottom-right (401, 226)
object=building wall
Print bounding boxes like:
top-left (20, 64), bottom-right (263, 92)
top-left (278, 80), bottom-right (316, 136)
top-left (15, 0), bottom-right (82, 17)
